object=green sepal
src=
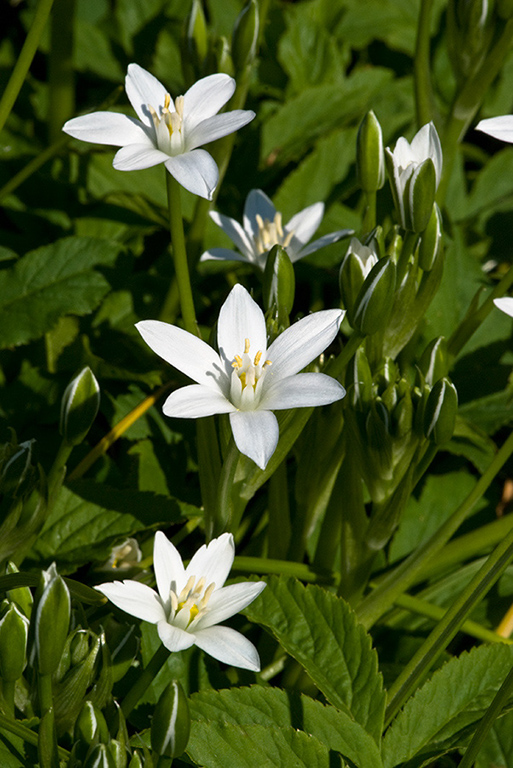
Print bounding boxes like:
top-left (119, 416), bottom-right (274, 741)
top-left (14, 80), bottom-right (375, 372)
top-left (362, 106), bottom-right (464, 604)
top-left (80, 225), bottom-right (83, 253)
top-left (5, 561), bottom-right (33, 617)
top-left (365, 401), bottom-right (394, 482)
top-left (216, 35), bottom-right (234, 76)
top-left (424, 377), bottom-right (458, 445)
top-left (180, 0), bottom-right (208, 85)
top-left (38, 707), bottom-right (59, 768)
top-left (127, 752), bottom-right (144, 768)
top-left (151, 679), bottom-right (191, 758)
top-left (357, 110), bottom-right (385, 193)
top-left (352, 257), bottom-right (396, 335)
top-left (60, 366), bottom-right (100, 446)
top-left (347, 346), bottom-right (373, 408)
top-left (405, 158), bottom-right (436, 233)
top-left (263, 244), bottom-right (295, 317)
top-left (83, 743), bottom-right (117, 768)
top-left (0, 602), bottom-right (29, 681)
top-left (54, 633), bottom-right (103, 734)
top-left (419, 336), bottom-right (448, 385)
top-left (392, 386), bottom-right (413, 439)
top-left (418, 203), bottom-right (442, 271)
top-left (34, 563), bottom-right (71, 676)
top-left (232, 0), bottom-right (259, 73)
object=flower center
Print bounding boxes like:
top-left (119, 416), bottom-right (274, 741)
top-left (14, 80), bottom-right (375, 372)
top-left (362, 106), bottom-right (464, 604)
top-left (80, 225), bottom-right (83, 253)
top-left (169, 575), bottom-right (215, 630)
top-left (254, 212), bottom-right (294, 256)
top-left (148, 94), bottom-right (185, 156)
top-left (230, 338), bottom-right (271, 410)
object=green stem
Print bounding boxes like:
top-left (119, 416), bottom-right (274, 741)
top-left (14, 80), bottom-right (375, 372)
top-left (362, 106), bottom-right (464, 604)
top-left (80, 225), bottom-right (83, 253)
top-left (38, 672), bottom-right (53, 717)
top-left (2, 680), bottom-right (15, 719)
top-left (267, 459), bottom-right (291, 559)
top-left (396, 231), bottom-right (418, 285)
top-left (121, 643), bottom-right (169, 718)
top-left (356, 429), bottom-right (513, 630)
top-left (458, 665), bottom-right (513, 768)
top-left (385, 524), bottom-right (513, 726)
top-left (233, 556), bottom-right (335, 584)
top-left (0, 135), bottom-right (69, 203)
top-left (0, 713), bottom-right (69, 759)
top-left (361, 191), bottom-right (376, 234)
top-left (161, 173), bottom-right (199, 334)
top-left (0, 0), bottom-right (56, 133)
top-left (48, 0), bottom-right (75, 143)
top-left (414, 0), bottom-right (436, 127)
top-left (212, 437), bottom-right (241, 537)
top-left (46, 440), bottom-right (73, 508)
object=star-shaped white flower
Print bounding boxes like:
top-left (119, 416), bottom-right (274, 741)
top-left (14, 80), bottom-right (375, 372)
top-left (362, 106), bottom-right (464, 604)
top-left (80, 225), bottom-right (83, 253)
top-left (136, 284), bottom-right (346, 469)
top-left (200, 189), bottom-right (352, 270)
top-left (476, 115), bottom-right (513, 143)
top-left (62, 64), bottom-right (255, 200)
top-left (494, 297), bottom-right (513, 317)
top-left (96, 532), bottom-right (266, 671)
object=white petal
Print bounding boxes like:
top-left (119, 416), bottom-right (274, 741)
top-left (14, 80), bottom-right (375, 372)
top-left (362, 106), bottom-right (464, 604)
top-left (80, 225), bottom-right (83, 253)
top-left (476, 115), bottom-right (513, 143)
top-left (186, 110), bottom-right (255, 151)
top-left (200, 248), bottom-right (252, 264)
top-left (63, 112), bottom-right (150, 147)
top-left (260, 372), bottom-right (345, 410)
top-left (294, 229), bottom-right (353, 260)
top-left (229, 410), bottom-right (279, 469)
top-left (163, 384), bottom-right (235, 418)
top-left (113, 144), bottom-right (167, 171)
top-left (125, 63), bottom-right (168, 126)
top-left (157, 620), bottom-right (196, 652)
top-left (193, 581), bottom-right (266, 630)
top-left (217, 285), bottom-right (268, 373)
top-left (165, 150), bottom-right (218, 200)
top-left (194, 625), bottom-right (261, 671)
top-left (209, 210), bottom-right (255, 257)
top-left (266, 310), bottom-right (344, 380)
top-left (183, 74), bottom-right (235, 126)
top-left (411, 122), bottom-right (443, 184)
top-left (136, 320), bottom-right (225, 388)
top-left (153, 532), bottom-right (185, 603)
top-left (184, 533), bottom-right (235, 590)
top-left (494, 297), bottom-right (513, 317)
top-left (243, 189), bottom-right (276, 240)
top-left (286, 202), bottom-right (324, 246)
top-left (95, 581), bottom-right (166, 623)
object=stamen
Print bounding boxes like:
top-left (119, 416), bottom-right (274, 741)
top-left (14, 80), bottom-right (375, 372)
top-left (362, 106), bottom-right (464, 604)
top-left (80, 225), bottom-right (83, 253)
top-left (275, 212), bottom-right (284, 238)
top-left (163, 93), bottom-right (171, 111)
top-left (244, 338), bottom-right (250, 354)
top-left (200, 582), bottom-right (216, 609)
top-left (232, 355), bottom-right (243, 368)
top-left (169, 591), bottom-right (178, 613)
top-left (283, 231), bottom-right (294, 248)
top-left (254, 350), bottom-right (262, 366)
top-left (178, 575), bottom-right (196, 603)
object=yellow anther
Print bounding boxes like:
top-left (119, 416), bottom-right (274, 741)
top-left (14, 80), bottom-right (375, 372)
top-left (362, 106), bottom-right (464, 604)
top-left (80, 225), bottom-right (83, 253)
top-left (254, 350), bottom-right (262, 366)
top-left (189, 603), bottom-right (199, 622)
top-left (163, 93), bottom-right (171, 111)
top-left (148, 104), bottom-right (158, 119)
top-left (275, 212), bottom-right (284, 238)
top-left (244, 338), bottom-right (250, 354)
top-left (283, 230), bottom-right (294, 248)
top-left (255, 213), bottom-right (264, 229)
top-left (264, 360), bottom-right (272, 367)
top-left (232, 355), bottom-right (243, 368)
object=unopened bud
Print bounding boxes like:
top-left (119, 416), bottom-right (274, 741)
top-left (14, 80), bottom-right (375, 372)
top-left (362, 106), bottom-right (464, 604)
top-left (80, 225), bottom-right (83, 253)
top-left (60, 367), bottom-right (100, 446)
top-left (405, 158), bottom-right (437, 233)
top-left (348, 347), bottom-right (373, 408)
top-left (151, 680), bottom-right (191, 759)
top-left (35, 563), bottom-right (71, 675)
top-left (418, 203), bottom-right (442, 271)
top-left (181, 0), bottom-right (208, 84)
top-left (419, 336), bottom-right (448, 386)
top-left (424, 378), bottom-right (458, 444)
top-left (339, 237), bottom-right (379, 323)
top-left (1, 438), bottom-right (37, 498)
top-left (352, 257), bottom-right (396, 335)
top-left (84, 744), bottom-right (116, 768)
top-left (216, 35), bottom-right (234, 76)
top-left (5, 561), bottom-right (33, 617)
top-left (232, 0), bottom-right (259, 73)
top-left (74, 700), bottom-right (109, 746)
top-left (357, 111), bottom-right (385, 193)
top-left (263, 244), bottom-right (295, 318)
top-left (0, 603), bottom-right (29, 681)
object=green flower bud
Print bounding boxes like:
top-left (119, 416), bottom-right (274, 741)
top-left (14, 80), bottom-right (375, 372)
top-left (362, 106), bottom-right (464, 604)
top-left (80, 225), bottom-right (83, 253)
top-left (263, 244), bottom-right (295, 320)
top-left (347, 347), bottom-right (373, 408)
top-left (424, 378), bottom-right (458, 444)
top-left (497, 0), bottom-right (513, 18)
top-left (54, 633), bottom-right (103, 733)
top-left (447, 0), bottom-right (493, 79)
top-left (1, 438), bottom-right (37, 498)
top-left (392, 387), bottom-right (413, 439)
top-left (357, 111), bottom-right (385, 193)
top-left (5, 561), bottom-right (33, 617)
top-left (74, 700), bottom-right (109, 746)
top-left (0, 603), bottom-right (29, 681)
top-left (419, 336), bottom-right (448, 385)
top-left (339, 238), bottom-right (378, 324)
top-left (366, 401), bottom-right (394, 481)
top-left (128, 752), bottom-right (144, 768)
top-left (151, 680), bottom-right (191, 759)
top-left (108, 739), bottom-right (127, 768)
top-left (216, 35), bottom-right (234, 77)
top-left (35, 563), bottom-right (71, 676)
top-left (352, 257), bottom-right (396, 335)
top-left (181, 0), bottom-right (208, 84)
top-left (418, 203), bottom-right (442, 271)
top-left (60, 367), bottom-right (100, 446)
top-left (405, 158), bottom-right (437, 233)
top-left (232, 0), bottom-right (259, 73)
top-left (84, 744), bottom-right (117, 768)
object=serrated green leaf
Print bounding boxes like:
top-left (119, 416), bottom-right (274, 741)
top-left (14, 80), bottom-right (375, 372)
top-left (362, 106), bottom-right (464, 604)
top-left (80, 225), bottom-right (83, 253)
top-left (0, 237), bottom-right (121, 349)
top-left (187, 720), bottom-right (338, 768)
top-left (382, 644), bottom-right (513, 768)
top-left (190, 687), bottom-right (383, 768)
top-left (244, 576), bottom-right (385, 743)
top-left (29, 481), bottom-right (196, 566)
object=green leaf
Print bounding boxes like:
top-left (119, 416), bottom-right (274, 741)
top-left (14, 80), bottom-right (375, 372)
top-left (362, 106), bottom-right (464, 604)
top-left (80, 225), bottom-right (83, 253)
top-left (187, 720), bottom-right (338, 768)
top-left (475, 707), bottom-right (513, 768)
top-left (29, 481), bottom-right (196, 566)
top-left (0, 237), bottom-right (121, 349)
top-left (244, 576), bottom-right (385, 743)
top-left (382, 644), bottom-right (513, 768)
top-left (189, 687), bottom-right (383, 768)
top-left (0, 731), bottom-right (27, 768)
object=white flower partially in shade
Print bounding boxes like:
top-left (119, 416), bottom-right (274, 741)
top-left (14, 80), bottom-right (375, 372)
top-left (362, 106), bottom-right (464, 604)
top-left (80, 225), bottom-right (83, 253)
top-left (494, 297), bottom-right (513, 317)
top-left (345, 237), bottom-right (379, 279)
top-left (96, 532), bottom-right (266, 671)
top-left (476, 116), bottom-right (513, 143)
top-left (62, 63), bottom-right (255, 200)
top-left (136, 284), bottom-right (346, 469)
top-left (200, 189), bottom-right (353, 270)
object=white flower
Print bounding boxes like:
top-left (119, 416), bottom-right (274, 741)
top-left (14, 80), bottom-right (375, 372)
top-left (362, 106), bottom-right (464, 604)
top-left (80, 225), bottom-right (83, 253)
top-left (62, 63), bottom-right (255, 200)
top-left (200, 189), bottom-right (353, 270)
top-left (476, 115), bottom-right (513, 143)
top-left (386, 122), bottom-right (443, 228)
top-left (494, 297), bottom-right (513, 317)
top-left (96, 532), bottom-right (265, 671)
top-left (104, 538), bottom-right (142, 571)
top-left (136, 284), bottom-right (345, 469)
top-left (345, 237), bottom-right (379, 279)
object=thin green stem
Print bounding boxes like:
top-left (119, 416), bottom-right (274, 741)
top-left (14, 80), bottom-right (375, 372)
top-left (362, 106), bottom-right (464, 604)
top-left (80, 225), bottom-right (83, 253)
top-left (414, 0), bottom-right (436, 127)
top-left (385, 522), bottom-right (513, 726)
top-left (121, 643), bottom-right (169, 718)
top-left (0, 0), bottom-right (56, 133)
top-left (212, 437), bottom-right (241, 537)
top-left (2, 680), bottom-right (15, 719)
top-left (362, 191), bottom-right (377, 234)
top-left (458, 665), bottom-right (513, 768)
top-left (396, 231), bottom-right (418, 285)
top-left (356, 429), bottom-right (513, 630)
top-left (46, 440), bottom-right (73, 508)
top-left (38, 672), bottom-right (53, 717)
top-left (48, 0), bottom-right (75, 143)
top-left (0, 713), bottom-right (69, 759)
top-left (268, 460), bottom-right (291, 559)
top-left (0, 136), bottom-right (69, 203)
top-left (233, 556), bottom-right (335, 584)
top-left (161, 173), bottom-right (199, 334)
